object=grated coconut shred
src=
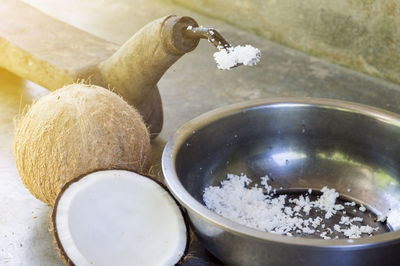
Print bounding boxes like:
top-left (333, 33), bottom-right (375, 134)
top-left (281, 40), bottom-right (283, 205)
top-left (203, 174), bottom-right (385, 239)
top-left (213, 45), bottom-right (261, 70)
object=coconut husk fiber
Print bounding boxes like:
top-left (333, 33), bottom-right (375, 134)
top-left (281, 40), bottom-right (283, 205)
top-left (14, 84), bottom-right (151, 206)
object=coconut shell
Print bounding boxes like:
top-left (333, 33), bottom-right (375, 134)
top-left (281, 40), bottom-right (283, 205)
top-left (14, 84), bottom-right (151, 206)
top-left (50, 170), bottom-right (190, 266)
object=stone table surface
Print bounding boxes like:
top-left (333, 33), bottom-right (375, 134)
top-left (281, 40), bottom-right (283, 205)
top-left (1, 0), bottom-right (400, 265)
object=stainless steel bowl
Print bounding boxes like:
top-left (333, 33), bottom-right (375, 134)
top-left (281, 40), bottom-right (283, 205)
top-left (162, 98), bottom-right (400, 266)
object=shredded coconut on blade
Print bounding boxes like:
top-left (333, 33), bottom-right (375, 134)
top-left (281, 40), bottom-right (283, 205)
top-left (203, 174), bottom-right (382, 240)
top-left (213, 45), bottom-right (261, 70)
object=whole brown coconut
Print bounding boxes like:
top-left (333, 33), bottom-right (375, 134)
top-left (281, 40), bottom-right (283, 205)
top-left (14, 84), bottom-right (151, 206)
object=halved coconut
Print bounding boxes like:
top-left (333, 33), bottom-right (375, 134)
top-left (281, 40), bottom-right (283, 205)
top-left (51, 170), bottom-right (188, 266)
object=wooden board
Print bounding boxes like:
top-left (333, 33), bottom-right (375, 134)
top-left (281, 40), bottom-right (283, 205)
top-left (0, 0), bottom-right (118, 90)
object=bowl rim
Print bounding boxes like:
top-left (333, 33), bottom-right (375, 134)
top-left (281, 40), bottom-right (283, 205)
top-left (162, 97), bottom-right (400, 249)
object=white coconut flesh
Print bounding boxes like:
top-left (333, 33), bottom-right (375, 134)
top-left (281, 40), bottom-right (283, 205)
top-left (53, 170), bottom-right (187, 266)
